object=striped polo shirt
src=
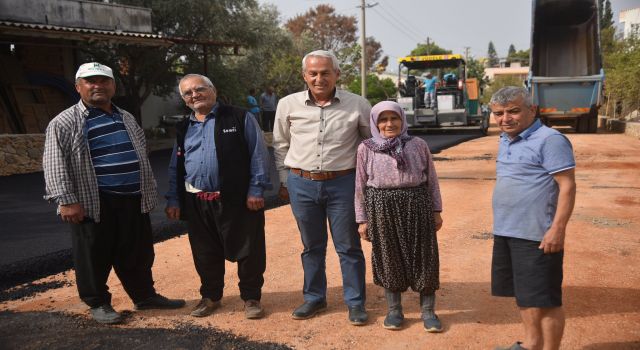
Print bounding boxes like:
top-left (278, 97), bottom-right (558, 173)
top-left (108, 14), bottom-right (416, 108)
top-left (86, 107), bottom-right (141, 194)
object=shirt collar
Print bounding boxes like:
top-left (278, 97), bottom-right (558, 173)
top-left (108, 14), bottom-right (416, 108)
top-left (78, 100), bottom-right (119, 117)
top-left (304, 88), bottom-right (340, 106)
top-left (189, 102), bottom-right (219, 122)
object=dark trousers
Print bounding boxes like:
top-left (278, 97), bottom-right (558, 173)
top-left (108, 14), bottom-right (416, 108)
top-left (185, 193), bottom-right (266, 301)
top-left (70, 192), bottom-right (156, 308)
top-left (261, 111), bottom-right (276, 132)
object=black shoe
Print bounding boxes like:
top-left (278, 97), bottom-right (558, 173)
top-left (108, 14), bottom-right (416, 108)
top-left (291, 300), bottom-right (327, 320)
top-left (90, 304), bottom-right (122, 324)
top-left (134, 294), bottom-right (186, 310)
top-left (348, 305), bottom-right (368, 326)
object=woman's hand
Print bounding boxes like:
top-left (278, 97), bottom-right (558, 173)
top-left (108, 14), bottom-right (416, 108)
top-left (434, 212), bottom-right (443, 231)
top-left (358, 223), bottom-right (370, 241)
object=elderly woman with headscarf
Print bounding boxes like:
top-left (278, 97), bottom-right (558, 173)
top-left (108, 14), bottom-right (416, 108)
top-left (355, 101), bottom-right (444, 332)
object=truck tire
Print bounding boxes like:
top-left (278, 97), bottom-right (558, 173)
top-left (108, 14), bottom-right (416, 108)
top-left (576, 116), bottom-right (589, 133)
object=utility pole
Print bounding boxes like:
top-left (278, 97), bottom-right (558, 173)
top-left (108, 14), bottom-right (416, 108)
top-left (426, 37), bottom-right (431, 55)
top-left (359, 1), bottom-right (378, 98)
top-left (464, 46), bottom-right (471, 61)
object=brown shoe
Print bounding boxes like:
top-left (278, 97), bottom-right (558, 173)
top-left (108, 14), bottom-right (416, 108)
top-left (244, 299), bottom-right (264, 319)
top-left (190, 298), bottom-right (220, 317)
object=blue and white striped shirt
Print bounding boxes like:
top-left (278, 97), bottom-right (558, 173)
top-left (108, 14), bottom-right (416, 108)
top-left (86, 108), bottom-right (141, 194)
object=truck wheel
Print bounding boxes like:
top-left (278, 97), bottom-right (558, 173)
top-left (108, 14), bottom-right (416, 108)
top-left (588, 112), bottom-right (598, 133)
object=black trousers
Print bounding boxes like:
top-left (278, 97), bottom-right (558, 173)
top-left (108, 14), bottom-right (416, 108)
top-left (70, 192), bottom-right (156, 308)
top-left (185, 193), bottom-right (266, 301)
top-left (261, 111), bottom-right (276, 132)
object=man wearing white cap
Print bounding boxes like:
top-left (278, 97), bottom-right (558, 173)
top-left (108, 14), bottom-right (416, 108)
top-left (43, 62), bottom-right (185, 324)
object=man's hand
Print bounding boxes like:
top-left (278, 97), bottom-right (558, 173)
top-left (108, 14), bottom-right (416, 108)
top-left (278, 185), bottom-right (289, 201)
top-left (358, 223), bottom-right (370, 241)
top-left (539, 168), bottom-right (575, 254)
top-left (165, 206), bottom-right (180, 220)
top-left (247, 196), bottom-right (265, 211)
top-left (539, 225), bottom-right (566, 254)
top-left (59, 203), bottom-right (85, 224)
top-left (434, 212), bottom-right (443, 231)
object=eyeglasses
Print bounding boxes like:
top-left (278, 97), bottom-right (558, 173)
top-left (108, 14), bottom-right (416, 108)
top-left (181, 86), bottom-right (210, 98)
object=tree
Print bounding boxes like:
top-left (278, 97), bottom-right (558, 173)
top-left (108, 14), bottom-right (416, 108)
top-left (284, 5), bottom-right (383, 78)
top-left (286, 4), bottom-right (356, 53)
top-left (598, 0), bottom-right (613, 30)
top-left (466, 57), bottom-right (488, 92)
top-left (409, 41), bottom-right (451, 56)
top-left (508, 49), bottom-right (530, 66)
top-left (79, 0), bottom-right (272, 123)
top-left (487, 41), bottom-right (499, 67)
top-left (507, 44), bottom-right (516, 58)
top-left (481, 75), bottom-right (526, 104)
top-left (347, 74), bottom-right (396, 105)
top-left (602, 34), bottom-right (640, 118)
top-left (80, 0), bottom-right (291, 122)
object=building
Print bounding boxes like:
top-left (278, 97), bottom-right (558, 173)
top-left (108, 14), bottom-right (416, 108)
top-left (619, 7), bottom-right (640, 39)
top-left (484, 61), bottom-right (530, 82)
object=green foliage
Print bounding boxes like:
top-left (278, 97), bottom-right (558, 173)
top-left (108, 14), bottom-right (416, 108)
top-left (508, 49), bottom-right (530, 66)
top-left (602, 34), bottom-right (640, 118)
top-left (481, 75), bottom-right (526, 104)
top-left (507, 44), bottom-right (516, 57)
top-left (347, 74), bottom-right (397, 106)
top-left (598, 0), bottom-right (614, 30)
top-left (487, 41), bottom-right (499, 67)
top-left (466, 57), bottom-right (488, 92)
top-left (285, 4), bottom-right (382, 77)
top-left (409, 41), bottom-right (451, 56)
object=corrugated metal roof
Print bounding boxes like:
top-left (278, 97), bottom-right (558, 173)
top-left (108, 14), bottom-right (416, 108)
top-left (0, 20), bottom-right (172, 46)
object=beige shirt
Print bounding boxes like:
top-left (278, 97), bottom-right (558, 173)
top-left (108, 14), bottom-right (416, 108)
top-left (273, 89), bottom-right (372, 185)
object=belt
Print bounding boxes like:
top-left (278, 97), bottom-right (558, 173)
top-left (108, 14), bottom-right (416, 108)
top-left (290, 168), bottom-right (355, 181)
top-left (195, 191), bottom-right (221, 201)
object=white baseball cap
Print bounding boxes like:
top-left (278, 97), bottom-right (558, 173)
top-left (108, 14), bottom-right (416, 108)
top-left (75, 62), bottom-right (114, 80)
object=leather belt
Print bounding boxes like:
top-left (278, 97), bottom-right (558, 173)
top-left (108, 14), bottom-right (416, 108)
top-left (290, 168), bottom-right (355, 181)
top-left (195, 191), bottom-right (221, 201)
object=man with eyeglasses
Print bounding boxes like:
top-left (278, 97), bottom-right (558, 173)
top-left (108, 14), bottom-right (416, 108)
top-left (165, 74), bottom-right (271, 320)
top-left (490, 87), bottom-right (576, 350)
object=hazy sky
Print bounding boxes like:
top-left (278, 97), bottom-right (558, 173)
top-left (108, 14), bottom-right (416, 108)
top-left (259, 0), bottom-right (640, 70)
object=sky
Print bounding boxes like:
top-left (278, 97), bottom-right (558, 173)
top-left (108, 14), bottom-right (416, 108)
top-left (259, 0), bottom-right (640, 71)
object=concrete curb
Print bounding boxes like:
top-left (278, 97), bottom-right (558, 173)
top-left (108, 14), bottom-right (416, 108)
top-left (598, 116), bottom-right (640, 139)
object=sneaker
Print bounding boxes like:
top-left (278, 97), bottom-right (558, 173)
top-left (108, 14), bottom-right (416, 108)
top-left (423, 314), bottom-right (443, 333)
top-left (190, 298), bottom-right (221, 317)
top-left (244, 299), bottom-right (264, 319)
top-left (347, 305), bottom-right (368, 326)
top-left (291, 300), bottom-right (327, 320)
top-left (90, 304), bottom-right (122, 324)
top-left (383, 309), bottom-right (404, 330)
top-left (134, 294), bottom-right (186, 310)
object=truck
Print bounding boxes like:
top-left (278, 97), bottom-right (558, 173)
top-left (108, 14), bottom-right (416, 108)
top-left (396, 54), bottom-right (488, 134)
top-left (529, 0), bottom-right (604, 133)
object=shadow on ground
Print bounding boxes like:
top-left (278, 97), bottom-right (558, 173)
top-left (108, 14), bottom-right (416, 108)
top-left (0, 311), bottom-right (292, 350)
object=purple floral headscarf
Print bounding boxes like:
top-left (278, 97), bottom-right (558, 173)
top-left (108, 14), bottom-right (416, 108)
top-left (362, 101), bottom-right (412, 170)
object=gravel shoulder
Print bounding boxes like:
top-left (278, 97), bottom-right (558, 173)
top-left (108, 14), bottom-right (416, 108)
top-left (1, 127), bottom-right (639, 349)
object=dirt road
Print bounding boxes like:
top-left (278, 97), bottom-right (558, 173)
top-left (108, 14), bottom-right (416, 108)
top-left (1, 128), bottom-right (639, 349)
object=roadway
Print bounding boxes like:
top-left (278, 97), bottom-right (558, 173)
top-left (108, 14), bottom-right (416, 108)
top-left (0, 131), bottom-right (483, 269)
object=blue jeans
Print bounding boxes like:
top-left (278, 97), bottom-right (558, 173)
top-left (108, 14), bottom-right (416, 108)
top-left (287, 171), bottom-right (366, 307)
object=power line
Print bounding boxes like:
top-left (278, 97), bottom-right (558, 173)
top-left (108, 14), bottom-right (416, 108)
top-left (377, 0), bottom-right (424, 36)
top-left (370, 6), bottom-right (423, 44)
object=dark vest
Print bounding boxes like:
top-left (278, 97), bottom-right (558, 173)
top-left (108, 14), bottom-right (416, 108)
top-left (175, 103), bottom-right (250, 220)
